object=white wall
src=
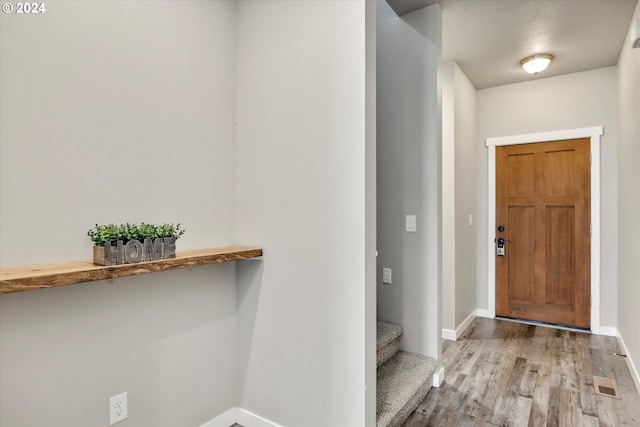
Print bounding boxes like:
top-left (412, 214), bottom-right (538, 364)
top-left (476, 67), bottom-right (619, 329)
top-left (0, 2), bottom-right (238, 426)
top-left (441, 61), bottom-right (456, 334)
top-left (365, 1), bottom-right (378, 423)
top-left (235, 1), bottom-right (375, 425)
top-left (376, 0), bottom-right (442, 358)
top-left (453, 64), bottom-right (478, 328)
top-left (441, 61), bottom-right (477, 336)
top-left (617, 1), bottom-right (640, 386)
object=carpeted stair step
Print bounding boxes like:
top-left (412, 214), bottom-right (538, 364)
top-left (377, 321), bottom-right (403, 368)
top-left (376, 350), bottom-right (437, 427)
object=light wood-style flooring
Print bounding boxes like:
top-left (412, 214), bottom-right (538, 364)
top-left (404, 317), bottom-right (640, 426)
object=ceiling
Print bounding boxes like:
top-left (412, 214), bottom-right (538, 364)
top-left (387, 0), bottom-right (638, 89)
top-left (386, 0), bottom-right (437, 16)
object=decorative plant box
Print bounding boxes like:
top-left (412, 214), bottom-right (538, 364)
top-left (93, 237), bottom-right (176, 266)
top-left (88, 223), bottom-right (184, 266)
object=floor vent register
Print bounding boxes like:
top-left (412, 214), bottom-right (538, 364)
top-left (593, 376), bottom-right (622, 399)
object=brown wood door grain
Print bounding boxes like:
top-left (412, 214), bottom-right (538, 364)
top-left (496, 139), bottom-right (590, 328)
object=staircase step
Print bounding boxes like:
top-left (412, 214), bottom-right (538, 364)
top-left (377, 321), bottom-right (403, 367)
top-left (376, 351), bottom-right (437, 427)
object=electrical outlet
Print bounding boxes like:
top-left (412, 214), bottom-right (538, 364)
top-left (109, 392), bottom-right (128, 425)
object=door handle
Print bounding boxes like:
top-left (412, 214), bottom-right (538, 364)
top-left (496, 237), bottom-right (511, 256)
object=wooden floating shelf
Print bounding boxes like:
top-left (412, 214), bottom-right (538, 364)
top-left (0, 246), bottom-right (263, 295)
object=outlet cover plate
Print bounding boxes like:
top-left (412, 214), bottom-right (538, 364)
top-left (109, 392), bottom-right (128, 425)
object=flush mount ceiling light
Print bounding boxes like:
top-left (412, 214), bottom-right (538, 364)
top-left (520, 54), bottom-right (554, 75)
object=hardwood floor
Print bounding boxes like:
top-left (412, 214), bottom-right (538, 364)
top-left (404, 317), bottom-right (640, 426)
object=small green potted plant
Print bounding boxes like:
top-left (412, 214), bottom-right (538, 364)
top-left (88, 222), bottom-right (185, 266)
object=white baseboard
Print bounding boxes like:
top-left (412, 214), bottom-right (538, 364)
top-left (201, 408), bottom-right (283, 427)
top-left (442, 328), bottom-right (456, 341)
top-left (617, 333), bottom-right (640, 395)
top-left (456, 311), bottom-right (477, 338)
top-left (236, 408), bottom-right (283, 427)
top-left (432, 366), bottom-right (445, 387)
top-left (442, 310), bottom-right (477, 341)
top-left (598, 326), bottom-right (618, 337)
top-left (475, 309), bottom-right (492, 318)
top-left (200, 408), bottom-right (236, 427)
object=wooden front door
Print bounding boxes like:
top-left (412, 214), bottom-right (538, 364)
top-left (496, 138), bottom-right (590, 329)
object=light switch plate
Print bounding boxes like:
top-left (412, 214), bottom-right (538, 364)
top-left (382, 268), bottom-right (392, 284)
top-left (406, 215), bottom-right (416, 232)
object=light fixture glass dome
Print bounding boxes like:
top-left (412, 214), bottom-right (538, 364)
top-left (520, 54), bottom-right (554, 74)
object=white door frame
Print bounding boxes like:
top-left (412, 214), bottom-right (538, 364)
top-left (485, 127), bottom-right (603, 334)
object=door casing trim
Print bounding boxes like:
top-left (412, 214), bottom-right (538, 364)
top-left (486, 127), bottom-right (603, 334)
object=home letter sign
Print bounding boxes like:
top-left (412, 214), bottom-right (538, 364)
top-left (96, 237), bottom-right (177, 266)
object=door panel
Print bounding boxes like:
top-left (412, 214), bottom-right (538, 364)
top-left (546, 206), bottom-right (574, 306)
top-left (496, 138), bottom-right (590, 329)
top-left (508, 206), bottom-right (535, 302)
top-left (545, 150), bottom-right (575, 196)
top-left (509, 153), bottom-right (536, 198)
